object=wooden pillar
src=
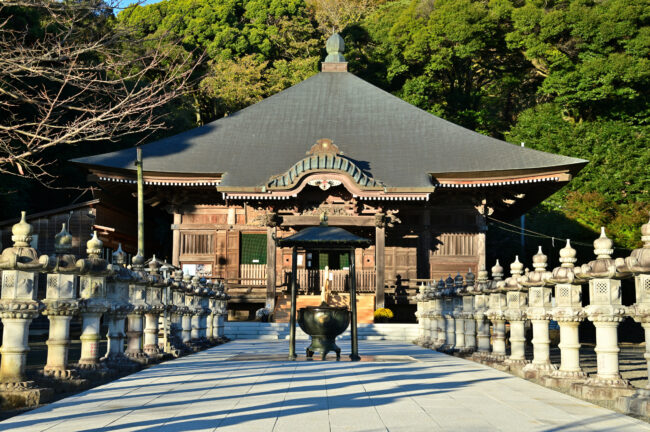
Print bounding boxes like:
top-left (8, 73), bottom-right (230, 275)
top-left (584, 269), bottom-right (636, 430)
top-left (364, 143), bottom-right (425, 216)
top-left (172, 213), bottom-right (181, 266)
top-left (288, 247), bottom-right (298, 360)
top-left (420, 208), bottom-right (431, 279)
top-left (375, 224), bottom-right (385, 309)
top-left (350, 247), bottom-right (360, 361)
top-left (477, 232), bottom-right (486, 271)
top-left (266, 226), bottom-right (277, 311)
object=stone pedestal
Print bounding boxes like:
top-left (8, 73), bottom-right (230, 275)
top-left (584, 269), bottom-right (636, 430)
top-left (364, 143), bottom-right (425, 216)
top-left (505, 320), bottom-right (528, 374)
top-left (490, 319), bottom-right (507, 362)
top-left (443, 312), bottom-right (455, 352)
top-left (206, 310), bottom-right (215, 342)
top-left (504, 284), bottom-right (528, 373)
top-left (571, 319), bottom-right (633, 399)
top-left (125, 312), bottom-right (148, 363)
top-left (43, 314), bottom-right (76, 379)
top-left (77, 310), bottom-right (106, 371)
top-left (216, 313), bottom-right (226, 340)
top-left (453, 298), bottom-right (465, 353)
top-left (523, 318), bottom-right (556, 379)
top-left (486, 289), bottom-right (507, 363)
top-left (143, 312), bottom-right (162, 357)
top-left (542, 321), bottom-right (587, 388)
top-left (462, 296), bottom-right (476, 353)
top-left (471, 290), bottom-right (490, 361)
top-left (420, 302), bottom-right (431, 348)
top-left (182, 312), bottom-right (192, 345)
top-left (474, 315), bottom-right (490, 359)
top-left (0, 316), bottom-right (36, 385)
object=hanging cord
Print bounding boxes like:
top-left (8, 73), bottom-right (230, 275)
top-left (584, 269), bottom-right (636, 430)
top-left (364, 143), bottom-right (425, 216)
top-left (488, 216), bottom-right (621, 250)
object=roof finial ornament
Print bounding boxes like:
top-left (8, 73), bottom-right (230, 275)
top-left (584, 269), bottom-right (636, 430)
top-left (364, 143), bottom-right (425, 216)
top-left (322, 33), bottom-right (347, 72)
top-left (325, 33), bottom-right (345, 62)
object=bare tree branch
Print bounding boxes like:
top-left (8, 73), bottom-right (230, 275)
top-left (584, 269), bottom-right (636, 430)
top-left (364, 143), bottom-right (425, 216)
top-left (0, 0), bottom-right (201, 184)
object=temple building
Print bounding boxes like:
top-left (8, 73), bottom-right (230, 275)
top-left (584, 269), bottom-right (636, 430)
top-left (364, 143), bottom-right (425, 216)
top-left (73, 35), bottom-right (586, 321)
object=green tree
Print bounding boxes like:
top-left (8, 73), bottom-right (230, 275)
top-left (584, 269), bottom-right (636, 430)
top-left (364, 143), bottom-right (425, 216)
top-left (118, 0), bottom-right (322, 123)
top-left (347, 0), bottom-right (536, 135)
top-left (507, 103), bottom-right (649, 248)
top-left (507, 0), bottom-right (650, 123)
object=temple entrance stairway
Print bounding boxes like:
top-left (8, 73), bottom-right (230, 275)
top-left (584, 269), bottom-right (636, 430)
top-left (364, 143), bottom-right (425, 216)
top-left (224, 321), bottom-right (418, 341)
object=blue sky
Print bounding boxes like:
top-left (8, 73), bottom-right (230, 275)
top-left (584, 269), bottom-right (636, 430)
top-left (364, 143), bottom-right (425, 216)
top-left (115, 0), bottom-right (159, 9)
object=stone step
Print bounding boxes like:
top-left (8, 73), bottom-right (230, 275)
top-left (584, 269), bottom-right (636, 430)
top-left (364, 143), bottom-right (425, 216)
top-left (225, 322), bottom-right (417, 341)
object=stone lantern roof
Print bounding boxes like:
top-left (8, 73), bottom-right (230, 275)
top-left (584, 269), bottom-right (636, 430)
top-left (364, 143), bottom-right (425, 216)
top-left (616, 214), bottom-right (650, 275)
top-left (548, 240), bottom-right (584, 285)
top-left (0, 212), bottom-right (48, 272)
top-left (47, 224), bottom-right (77, 274)
top-left (520, 247), bottom-right (552, 287)
top-left (576, 227), bottom-right (626, 280)
top-left (503, 256), bottom-right (524, 290)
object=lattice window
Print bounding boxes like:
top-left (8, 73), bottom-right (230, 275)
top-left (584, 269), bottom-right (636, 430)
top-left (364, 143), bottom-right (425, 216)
top-left (532, 290), bottom-right (542, 304)
top-left (595, 281), bottom-right (609, 294)
top-left (507, 293), bottom-right (518, 304)
top-left (181, 233), bottom-right (214, 255)
top-left (240, 233), bottom-right (267, 265)
top-left (558, 286), bottom-right (570, 298)
top-left (644, 276), bottom-right (650, 294)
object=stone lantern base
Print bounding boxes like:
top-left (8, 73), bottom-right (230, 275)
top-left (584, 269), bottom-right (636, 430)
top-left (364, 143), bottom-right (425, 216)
top-left (0, 382), bottom-right (53, 410)
top-left (617, 389), bottom-right (650, 416)
top-left (522, 363), bottom-right (557, 380)
top-left (37, 368), bottom-right (91, 395)
top-left (540, 370), bottom-right (587, 389)
top-left (504, 358), bottom-right (530, 378)
top-left (571, 376), bottom-right (635, 400)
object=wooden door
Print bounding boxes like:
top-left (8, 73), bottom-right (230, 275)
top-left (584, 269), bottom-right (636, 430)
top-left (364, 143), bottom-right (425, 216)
top-left (226, 231), bottom-right (239, 280)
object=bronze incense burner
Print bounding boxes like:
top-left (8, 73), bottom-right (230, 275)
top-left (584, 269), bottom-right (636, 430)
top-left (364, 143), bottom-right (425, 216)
top-left (298, 305), bottom-right (349, 360)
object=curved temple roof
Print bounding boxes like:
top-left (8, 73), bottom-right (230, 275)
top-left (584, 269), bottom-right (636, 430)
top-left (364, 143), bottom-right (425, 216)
top-left (74, 69), bottom-right (586, 191)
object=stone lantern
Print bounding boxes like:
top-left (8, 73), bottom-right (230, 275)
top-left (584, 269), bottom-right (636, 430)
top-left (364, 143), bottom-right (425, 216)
top-left (453, 273), bottom-right (466, 353)
top-left (573, 227), bottom-right (634, 399)
top-left (433, 278), bottom-right (446, 349)
top-left (485, 261), bottom-right (507, 363)
top-left (181, 273), bottom-right (193, 347)
top-left (159, 260), bottom-right (174, 353)
top-left (206, 283), bottom-right (216, 343)
top-left (503, 256), bottom-right (528, 373)
top-left (616, 215), bottom-right (650, 414)
top-left (169, 269), bottom-right (187, 353)
top-left (442, 275), bottom-right (456, 353)
top-left (125, 253), bottom-right (149, 363)
top-left (197, 279), bottom-right (211, 346)
top-left (413, 283), bottom-right (428, 346)
top-left (520, 246), bottom-right (555, 379)
top-left (461, 269), bottom-right (477, 353)
top-left (214, 281), bottom-right (228, 341)
top-left (543, 240), bottom-right (587, 388)
top-left (0, 212), bottom-right (50, 407)
top-left (143, 256), bottom-right (165, 359)
top-left (41, 224), bottom-right (81, 382)
top-left (471, 266), bottom-right (491, 360)
top-left (102, 244), bottom-right (135, 369)
top-left (75, 231), bottom-right (112, 372)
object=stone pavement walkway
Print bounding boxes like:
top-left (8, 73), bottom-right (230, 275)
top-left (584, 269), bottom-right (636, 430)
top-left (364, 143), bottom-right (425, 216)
top-left (1, 340), bottom-right (648, 432)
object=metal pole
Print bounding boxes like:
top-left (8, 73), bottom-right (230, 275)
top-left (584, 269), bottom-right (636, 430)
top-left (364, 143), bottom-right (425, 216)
top-left (136, 147), bottom-right (145, 258)
top-left (288, 247), bottom-right (298, 360)
top-left (349, 247), bottom-right (360, 361)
